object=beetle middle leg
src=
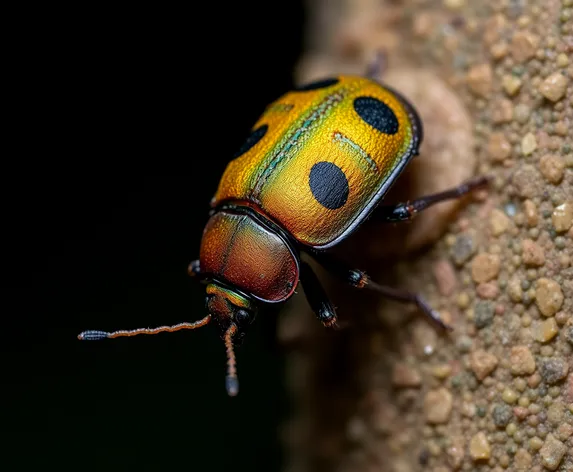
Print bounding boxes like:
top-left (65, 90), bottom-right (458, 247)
top-left (307, 250), bottom-right (451, 331)
top-left (373, 175), bottom-right (490, 223)
top-left (299, 261), bottom-right (339, 328)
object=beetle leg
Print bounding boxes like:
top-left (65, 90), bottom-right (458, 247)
top-left (306, 250), bottom-right (369, 289)
top-left (188, 259), bottom-right (202, 276)
top-left (307, 250), bottom-right (451, 331)
top-left (299, 261), bottom-right (339, 328)
top-left (187, 259), bottom-right (211, 282)
top-left (373, 175), bottom-right (490, 223)
top-left (365, 49), bottom-right (388, 80)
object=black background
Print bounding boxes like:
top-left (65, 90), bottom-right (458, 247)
top-left (6, 3), bottom-right (306, 471)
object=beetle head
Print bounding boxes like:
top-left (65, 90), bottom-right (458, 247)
top-left (205, 283), bottom-right (257, 343)
top-left (205, 282), bottom-right (257, 396)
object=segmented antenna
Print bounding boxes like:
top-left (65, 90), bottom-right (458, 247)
top-left (224, 324), bottom-right (239, 397)
top-left (77, 315), bottom-right (212, 340)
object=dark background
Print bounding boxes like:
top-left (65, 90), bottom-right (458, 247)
top-left (6, 3), bottom-right (306, 470)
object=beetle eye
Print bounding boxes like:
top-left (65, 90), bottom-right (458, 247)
top-left (235, 310), bottom-right (251, 325)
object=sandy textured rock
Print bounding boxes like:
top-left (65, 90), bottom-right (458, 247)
top-left (282, 1), bottom-right (573, 471)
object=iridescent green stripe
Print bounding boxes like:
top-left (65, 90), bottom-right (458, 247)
top-left (249, 88), bottom-right (347, 199)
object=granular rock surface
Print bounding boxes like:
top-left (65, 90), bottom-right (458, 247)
top-left (280, 1), bottom-right (572, 471)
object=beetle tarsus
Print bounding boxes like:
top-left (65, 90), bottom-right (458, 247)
top-left (365, 279), bottom-right (453, 331)
top-left (374, 175), bottom-right (491, 223)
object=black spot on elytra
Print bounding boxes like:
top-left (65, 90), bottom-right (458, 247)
top-left (309, 161), bottom-right (349, 210)
top-left (353, 96), bottom-right (399, 134)
top-left (233, 124), bottom-right (268, 158)
top-left (294, 77), bottom-right (339, 91)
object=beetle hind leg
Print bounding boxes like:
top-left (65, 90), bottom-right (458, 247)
top-left (307, 250), bottom-right (451, 331)
top-left (363, 280), bottom-right (452, 331)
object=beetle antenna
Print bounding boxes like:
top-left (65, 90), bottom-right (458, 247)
top-left (224, 324), bottom-right (239, 397)
top-left (77, 315), bottom-right (212, 340)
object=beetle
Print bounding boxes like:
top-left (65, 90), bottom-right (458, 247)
top-left (78, 63), bottom-right (488, 396)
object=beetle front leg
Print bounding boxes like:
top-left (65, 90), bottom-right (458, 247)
top-left (187, 259), bottom-right (201, 276)
top-left (299, 261), bottom-right (339, 328)
top-left (307, 250), bottom-right (451, 331)
top-left (187, 259), bottom-right (211, 281)
top-left (373, 175), bottom-right (490, 223)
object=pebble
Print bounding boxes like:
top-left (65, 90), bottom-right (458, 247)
top-left (484, 14), bottom-right (506, 45)
top-left (513, 103), bottom-right (531, 124)
top-left (392, 363), bottom-right (422, 387)
top-left (456, 335), bottom-right (473, 352)
top-left (502, 388), bottom-right (519, 404)
top-left (521, 132), bottom-right (537, 156)
top-left (521, 238), bottom-right (545, 266)
top-left (487, 133), bottom-right (512, 162)
top-left (507, 276), bottom-right (523, 302)
top-left (539, 434), bottom-right (567, 470)
top-left (523, 200), bottom-right (538, 227)
top-left (552, 202), bottom-right (573, 232)
top-left (492, 403), bottom-right (513, 427)
top-left (502, 74), bottom-right (522, 96)
top-left (490, 41), bottom-right (508, 59)
top-left (556, 423), bottom-right (573, 441)
top-left (471, 253), bottom-right (500, 283)
top-left (474, 301), bottom-right (495, 328)
top-left (476, 282), bottom-right (499, 299)
top-left (451, 233), bottom-right (476, 265)
top-left (511, 31), bottom-right (539, 62)
top-left (539, 154), bottom-right (565, 184)
top-left (547, 401), bottom-right (565, 426)
top-left (556, 52), bottom-right (569, 67)
top-left (432, 364), bottom-right (452, 379)
top-left (457, 292), bottom-right (470, 309)
top-left (491, 98), bottom-right (513, 123)
top-left (539, 72), bottom-right (568, 102)
top-left (444, 0), bottom-right (465, 9)
top-left (424, 388), bottom-right (453, 424)
top-left (469, 431), bottom-right (490, 460)
top-left (432, 259), bottom-right (457, 296)
top-left (533, 318), bottom-right (559, 342)
top-left (489, 208), bottom-right (510, 235)
top-left (535, 278), bottom-right (564, 316)
top-left (470, 350), bottom-right (498, 382)
top-left (445, 439), bottom-right (465, 470)
top-left (512, 165), bottom-right (541, 198)
top-left (565, 326), bottom-right (573, 345)
top-left (467, 63), bottom-right (493, 97)
top-left (412, 321), bottom-right (438, 357)
top-left (510, 346), bottom-right (536, 375)
top-left (514, 448), bottom-right (532, 470)
top-left (527, 374), bottom-right (541, 390)
top-left (539, 357), bottom-right (569, 384)
top-left (513, 406), bottom-right (529, 420)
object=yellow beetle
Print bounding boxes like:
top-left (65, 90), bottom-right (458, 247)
top-left (79, 66), bottom-right (488, 396)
